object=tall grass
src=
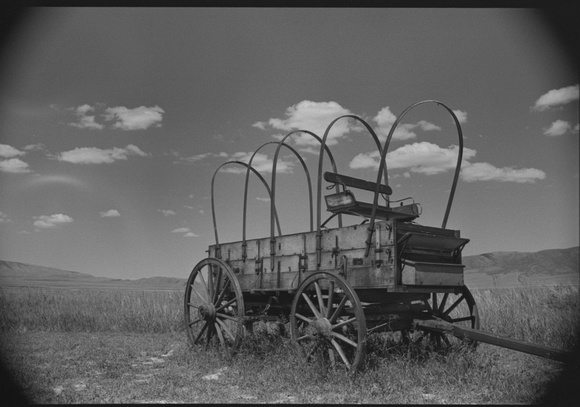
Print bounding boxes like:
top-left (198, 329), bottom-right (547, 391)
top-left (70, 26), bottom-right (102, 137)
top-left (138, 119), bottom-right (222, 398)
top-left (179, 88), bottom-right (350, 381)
top-left (0, 287), bottom-right (184, 333)
top-left (0, 285), bottom-right (577, 350)
top-left (472, 285), bottom-right (579, 350)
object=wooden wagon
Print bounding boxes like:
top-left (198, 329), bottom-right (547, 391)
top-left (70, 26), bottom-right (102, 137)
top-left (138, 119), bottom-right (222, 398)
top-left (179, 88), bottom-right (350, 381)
top-left (184, 100), bottom-right (567, 371)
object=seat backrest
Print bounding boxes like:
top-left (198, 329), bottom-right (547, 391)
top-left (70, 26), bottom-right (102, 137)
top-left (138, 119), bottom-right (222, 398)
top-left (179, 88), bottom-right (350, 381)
top-left (324, 171), bottom-right (392, 195)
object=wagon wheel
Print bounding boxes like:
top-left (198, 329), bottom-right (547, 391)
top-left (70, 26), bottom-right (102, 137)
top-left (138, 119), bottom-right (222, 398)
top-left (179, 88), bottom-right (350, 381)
top-left (408, 286), bottom-right (479, 351)
top-left (290, 272), bottom-right (367, 372)
top-left (184, 258), bottom-right (245, 354)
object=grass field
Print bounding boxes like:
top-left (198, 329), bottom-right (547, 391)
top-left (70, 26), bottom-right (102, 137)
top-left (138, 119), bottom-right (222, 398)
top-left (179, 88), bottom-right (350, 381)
top-left (0, 285), bottom-right (578, 403)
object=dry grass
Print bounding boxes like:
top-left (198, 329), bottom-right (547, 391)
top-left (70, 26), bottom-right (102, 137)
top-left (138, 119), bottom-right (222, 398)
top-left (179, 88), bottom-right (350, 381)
top-left (0, 284), bottom-right (578, 403)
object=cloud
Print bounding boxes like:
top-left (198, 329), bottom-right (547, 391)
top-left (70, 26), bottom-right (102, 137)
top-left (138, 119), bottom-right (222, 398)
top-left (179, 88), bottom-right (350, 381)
top-left (69, 104), bottom-right (105, 130)
top-left (171, 227), bottom-right (199, 237)
top-left (350, 142), bottom-right (476, 175)
top-left (100, 209), bottom-right (120, 218)
top-left (56, 144), bottom-right (149, 164)
top-left (349, 141), bottom-right (544, 183)
top-left (0, 143), bottom-right (26, 158)
top-left (460, 162), bottom-right (546, 183)
top-left (23, 143), bottom-right (47, 152)
top-left (66, 104), bottom-right (164, 130)
top-left (159, 209), bottom-right (176, 217)
top-left (0, 158), bottom-right (31, 173)
top-left (104, 105), bottom-right (165, 130)
top-left (533, 84), bottom-right (579, 111)
top-left (33, 213), bottom-right (73, 229)
top-left (0, 211), bottom-right (11, 223)
top-left (220, 152), bottom-right (294, 174)
top-left (373, 106), bottom-right (442, 141)
top-left (173, 151), bottom-right (228, 164)
top-left (256, 100), bottom-right (353, 146)
top-left (543, 119), bottom-right (578, 137)
top-left (452, 110), bottom-right (468, 124)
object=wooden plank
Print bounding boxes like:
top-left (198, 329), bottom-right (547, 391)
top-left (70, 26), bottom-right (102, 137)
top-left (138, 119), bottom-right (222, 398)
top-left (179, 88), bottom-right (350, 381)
top-left (402, 262), bottom-right (464, 286)
top-left (415, 319), bottom-right (570, 363)
top-left (324, 171), bottom-right (392, 195)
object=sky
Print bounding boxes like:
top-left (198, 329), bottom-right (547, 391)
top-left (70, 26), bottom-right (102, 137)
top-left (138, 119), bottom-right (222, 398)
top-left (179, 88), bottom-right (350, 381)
top-left (0, 8), bottom-right (578, 280)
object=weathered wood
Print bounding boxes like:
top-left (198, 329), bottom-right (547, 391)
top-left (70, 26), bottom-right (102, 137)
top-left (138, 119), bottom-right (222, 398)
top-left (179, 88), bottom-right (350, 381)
top-left (402, 261), bottom-right (464, 286)
top-left (324, 171), bottom-right (392, 195)
top-left (414, 319), bottom-right (570, 363)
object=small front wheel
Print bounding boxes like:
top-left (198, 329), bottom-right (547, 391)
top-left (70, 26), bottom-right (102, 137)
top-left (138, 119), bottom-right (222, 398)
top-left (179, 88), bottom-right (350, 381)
top-left (184, 258), bottom-right (245, 353)
top-left (290, 271), bottom-right (367, 372)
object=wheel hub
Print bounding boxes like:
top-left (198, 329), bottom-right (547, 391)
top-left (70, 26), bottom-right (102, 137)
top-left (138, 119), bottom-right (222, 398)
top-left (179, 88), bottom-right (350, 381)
top-left (198, 304), bottom-right (216, 321)
top-left (311, 317), bottom-right (333, 338)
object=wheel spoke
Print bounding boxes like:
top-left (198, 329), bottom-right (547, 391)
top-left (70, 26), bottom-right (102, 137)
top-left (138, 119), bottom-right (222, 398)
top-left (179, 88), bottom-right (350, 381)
top-left (212, 268), bottom-right (223, 304)
top-left (216, 318), bottom-right (236, 342)
top-left (214, 322), bottom-right (226, 347)
top-left (294, 312), bottom-right (313, 324)
top-left (196, 269), bottom-right (209, 294)
top-left (443, 294), bottom-right (465, 316)
top-left (216, 312), bottom-right (239, 322)
top-left (432, 293), bottom-right (438, 313)
top-left (438, 293), bottom-right (449, 314)
top-left (449, 315), bottom-right (474, 324)
top-left (214, 277), bottom-right (231, 306)
top-left (208, 267), bottom-right (215, 304)
top-left (331, 317), bottom-right (357, 331)
top-left (314, 281), bottom-right (326, 317)
top-left (326, 281), bottom-right (335, 318)
top-left (194, 321), bottom-right (209, 345)
top-left (329, 295), bottom-right (348, 324)
top-left (301, 292), bottom-right (322, 319)
top-left (215, 297), bottom-right (237, 313)
top-left (190, 285), bottom-right (207, 304)
top-left (188, 317), bottom-right (202, 327)
top-left (330, 339), bottom-right (351, 369)
top-left (331, 331), bottom-right (358, 348)
top-left (297, 334), bottom-right (311, 342)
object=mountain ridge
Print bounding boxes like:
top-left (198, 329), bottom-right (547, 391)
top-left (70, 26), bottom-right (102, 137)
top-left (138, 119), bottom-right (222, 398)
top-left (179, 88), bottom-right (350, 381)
top-left (1, 246), bottom-right (578, 290)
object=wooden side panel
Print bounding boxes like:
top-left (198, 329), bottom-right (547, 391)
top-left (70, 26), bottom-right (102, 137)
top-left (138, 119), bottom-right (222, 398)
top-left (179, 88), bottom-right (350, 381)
top-left (401, 262), bottom-right (464, 286)
top-left (209, 220), bottom-right (397, 291)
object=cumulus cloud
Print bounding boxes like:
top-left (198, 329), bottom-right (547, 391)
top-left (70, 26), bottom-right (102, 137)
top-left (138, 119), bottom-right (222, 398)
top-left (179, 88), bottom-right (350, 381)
top-left (104, 105), bottom-right (165, 130)
top-left (33, 213), bottom-right (73, 229)
top-left (220, 152), bottom-right (294, 174)
top-left (0, 158), bottom-right (31, 173)
top-left (452, 110), bottom-right (468, 124)
top-left (0, 211), bottom-right (11, 223)
top-left (0, 143), bottom-right (26, 158)
top-left (69, 104), bottom-right (105, 130)
top-left (171, 227), bottom-right (199, 237)
top-left (373, 106), bottom-right (442, 141)
top-left (56, 144), bottom-right (149, 164)
top-left (66, 104), bottom-right (164, 130)
top-left (349, 141), bottom-right (544, 183)
top-left (254, 100), bottom-right (353, 146)
top-left (100, 209), bottom-right (120, 218)
top-left (533, 84), bottom-right (579, 111)
top-left (159, 209), bottom-right (176, 217)
top-left (460, 162), bottom-right (546, 183)
top-left (543, 119), bottom-right (577, 137)
top-left (350, 142), bottom-right (476, 175)
top-left (172, 151), bottom-right (228, 164)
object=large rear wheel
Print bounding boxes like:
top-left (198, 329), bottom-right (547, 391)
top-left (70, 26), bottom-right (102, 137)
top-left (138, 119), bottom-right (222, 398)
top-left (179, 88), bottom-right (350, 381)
top-left (184, 258), bottom-right (245, 353)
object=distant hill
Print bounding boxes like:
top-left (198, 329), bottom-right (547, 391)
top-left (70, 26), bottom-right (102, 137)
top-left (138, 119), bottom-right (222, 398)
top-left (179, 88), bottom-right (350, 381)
top-left (463, 246), bottom-right (579, 288)
top-left (0, 260), bottom-right (186, 291)
top-left (1, 246), bottom-right (578, 290)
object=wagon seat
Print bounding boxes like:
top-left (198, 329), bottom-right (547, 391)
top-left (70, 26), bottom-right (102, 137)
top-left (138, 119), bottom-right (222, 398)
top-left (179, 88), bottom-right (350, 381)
top-left (323, 171), bottom-right (469, 285)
